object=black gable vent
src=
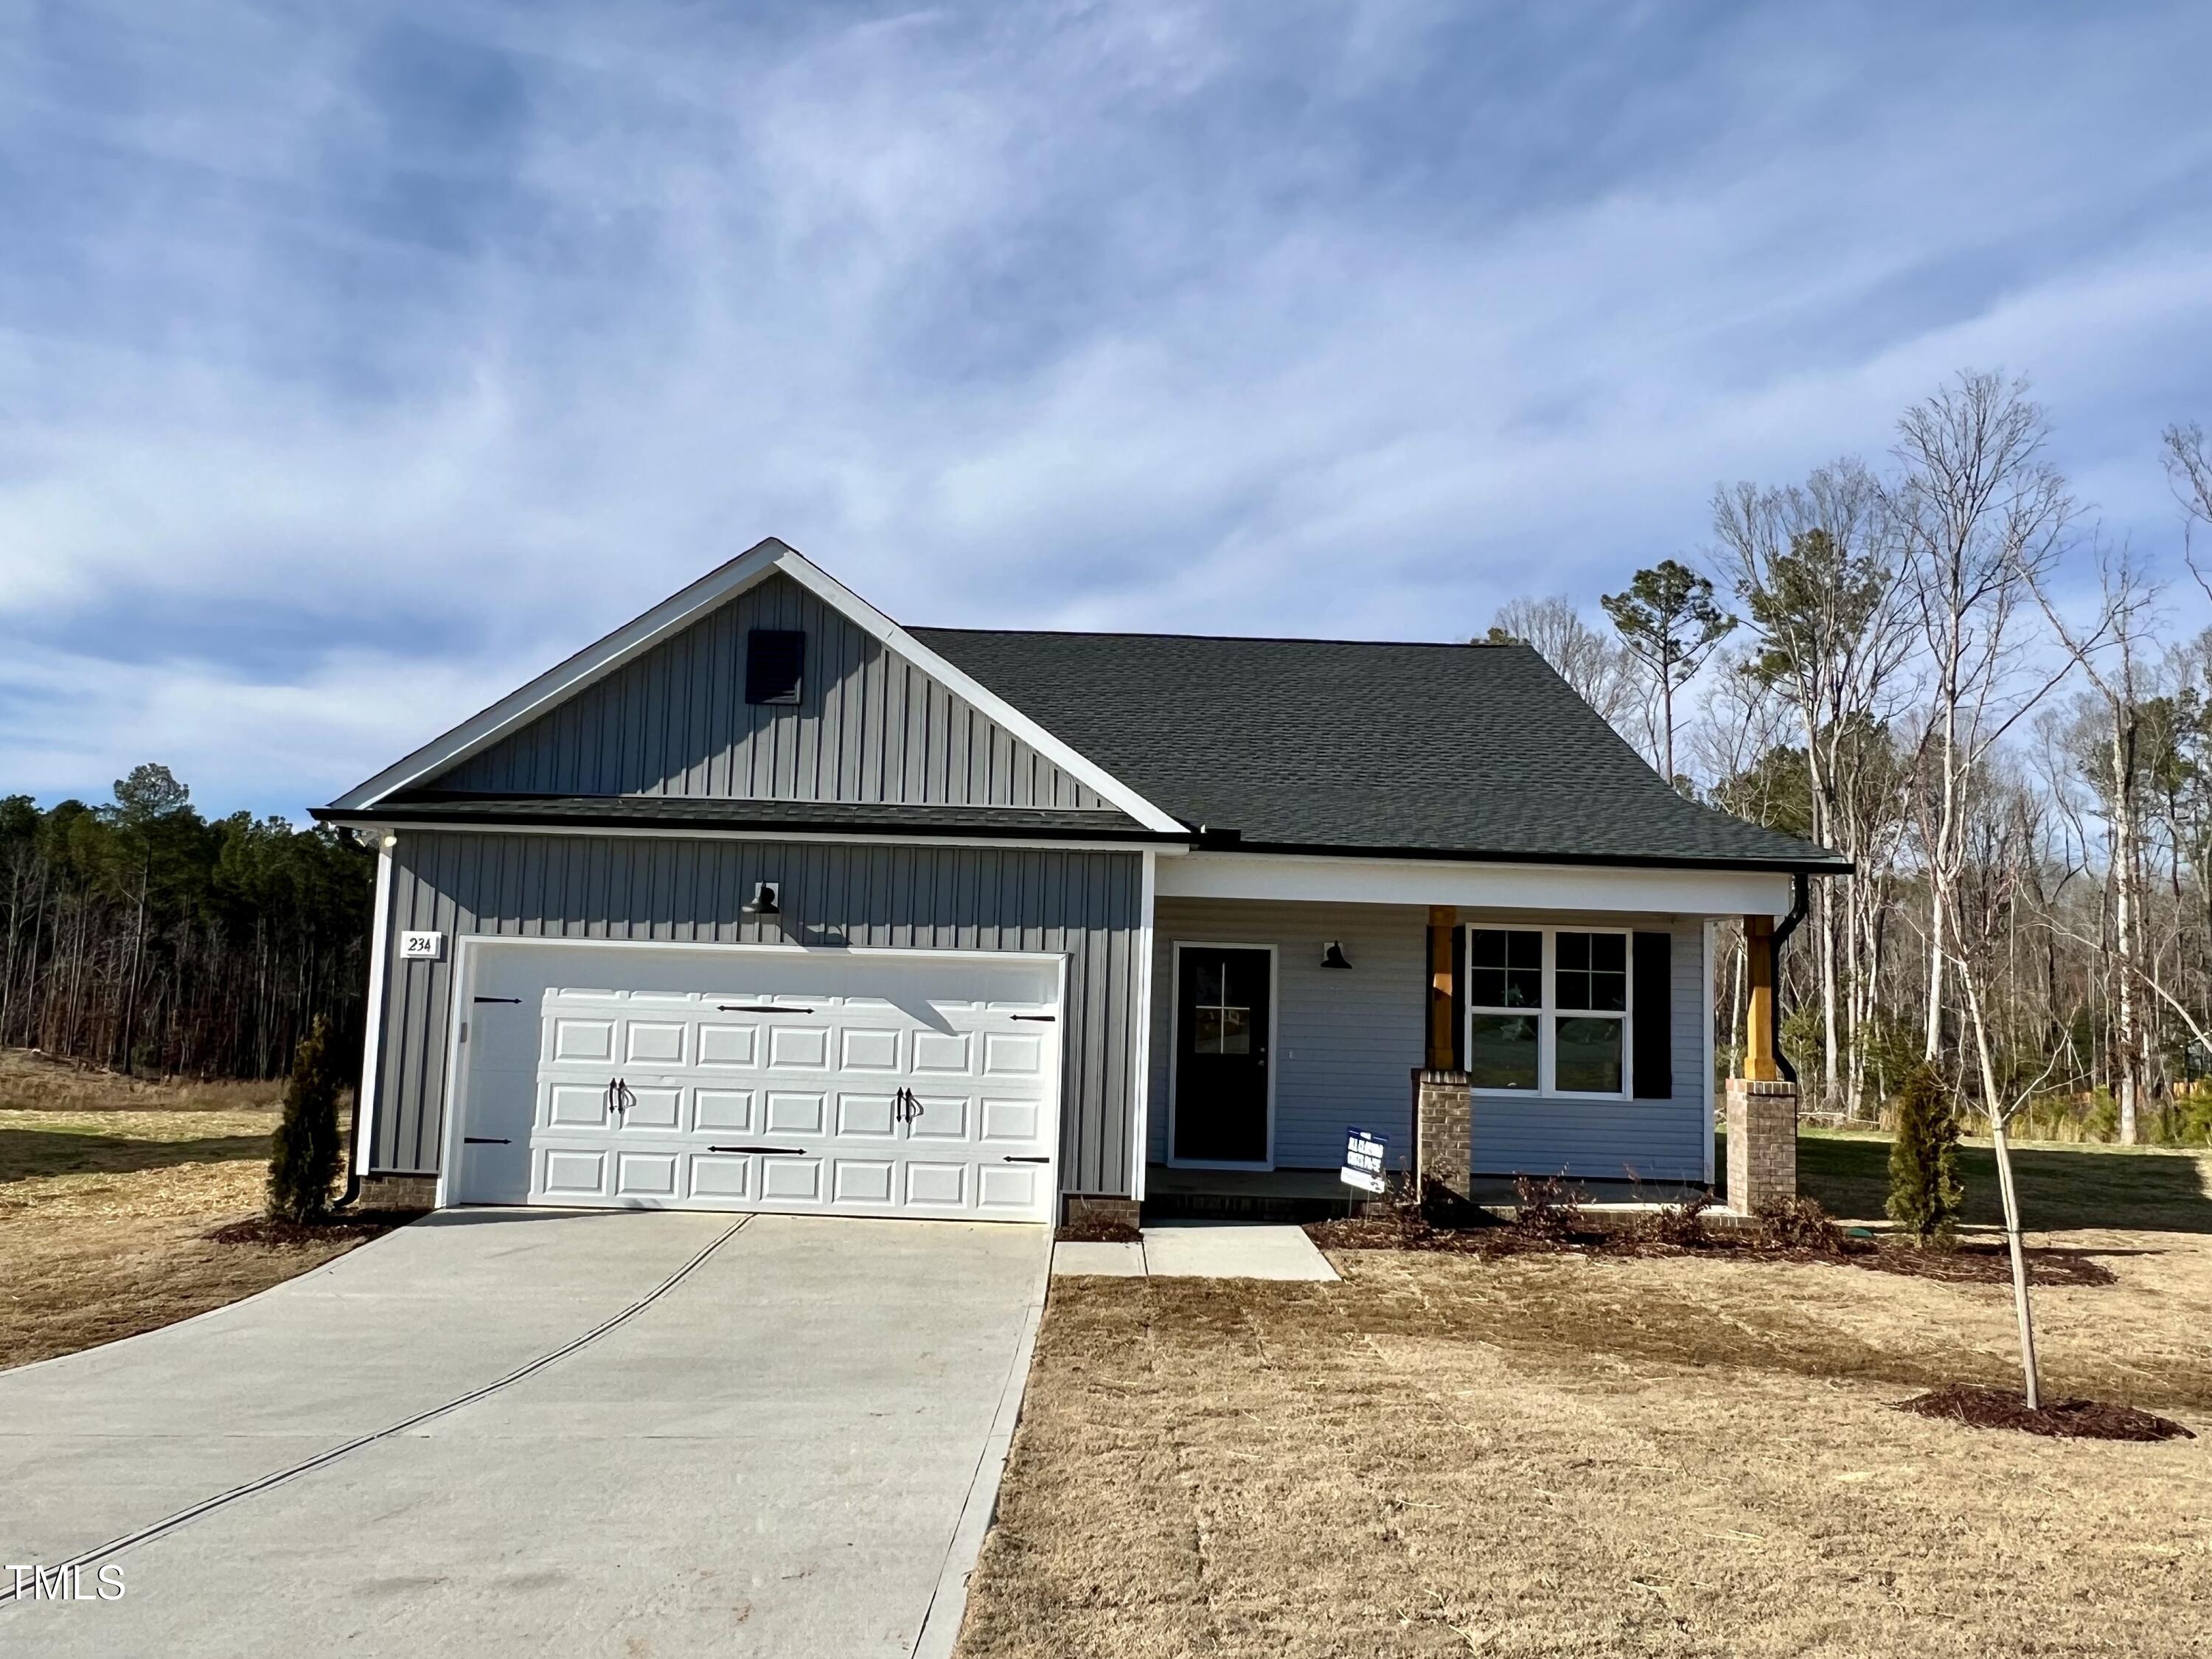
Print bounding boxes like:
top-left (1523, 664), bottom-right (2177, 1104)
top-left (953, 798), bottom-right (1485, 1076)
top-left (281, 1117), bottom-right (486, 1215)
top-left (745, 629), bottom-right (806, 706)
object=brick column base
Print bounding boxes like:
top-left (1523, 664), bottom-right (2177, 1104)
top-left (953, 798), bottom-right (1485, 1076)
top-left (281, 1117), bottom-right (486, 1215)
top-left (1062, 1194), bottom-right (1141, 1231)
top-left (1725, 1078), bottom-right (1798, 1214)
top-left (357, 1172), bottom-right (437, 1211)
top-left (1414, 1068), bottom-right (1473, 1203)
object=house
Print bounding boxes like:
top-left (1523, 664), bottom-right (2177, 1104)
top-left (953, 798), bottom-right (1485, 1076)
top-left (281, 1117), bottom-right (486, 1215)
top-left (316, 538), bottom-right (1845, 1226)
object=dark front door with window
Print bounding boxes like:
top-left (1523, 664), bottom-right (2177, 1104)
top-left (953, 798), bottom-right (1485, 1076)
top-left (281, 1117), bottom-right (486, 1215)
top-left (1173, 947), bottom-right (1271, 1164)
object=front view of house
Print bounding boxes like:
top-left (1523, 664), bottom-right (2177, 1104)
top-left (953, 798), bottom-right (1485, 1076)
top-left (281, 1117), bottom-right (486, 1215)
top-left (318, 538), bottom-right (1842, 1225)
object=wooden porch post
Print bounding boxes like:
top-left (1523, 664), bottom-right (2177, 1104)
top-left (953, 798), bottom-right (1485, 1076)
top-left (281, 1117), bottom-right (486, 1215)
top-left (1426, 906), bottom-right (1458, 1071)
top-left (1742, 912), bottom-right (1778, 1082)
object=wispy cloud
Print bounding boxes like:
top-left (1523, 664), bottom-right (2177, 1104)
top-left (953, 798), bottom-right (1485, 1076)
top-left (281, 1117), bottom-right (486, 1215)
top-left (4, 0), bottom-right (2211, 813)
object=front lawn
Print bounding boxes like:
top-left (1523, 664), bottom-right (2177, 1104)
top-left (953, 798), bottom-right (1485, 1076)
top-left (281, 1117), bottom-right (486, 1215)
top-left (0, 1049), bottom-right (390, 1370)
top-left (959, 1184), bottom-right (2212, 1657)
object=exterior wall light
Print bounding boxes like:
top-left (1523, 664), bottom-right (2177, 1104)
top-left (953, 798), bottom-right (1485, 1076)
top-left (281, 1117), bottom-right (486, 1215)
top-left (744, 881), bottom-right (781, 916)
top-left (1321, 941), bottom-right (1352, 970)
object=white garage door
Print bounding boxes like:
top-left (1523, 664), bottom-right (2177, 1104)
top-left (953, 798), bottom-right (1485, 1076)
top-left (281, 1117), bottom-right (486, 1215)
top-left (448, 942), bottom-right (1062, 1222)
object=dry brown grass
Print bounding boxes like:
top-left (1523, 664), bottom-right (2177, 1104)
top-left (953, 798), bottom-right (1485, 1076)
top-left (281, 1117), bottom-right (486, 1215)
top-left (0, 1044), bottom-right (288, 1113)
top-left (0, 1048), bottom-right (375, 1371)
top-left (959, 1236), bottom-right (2212, 1659)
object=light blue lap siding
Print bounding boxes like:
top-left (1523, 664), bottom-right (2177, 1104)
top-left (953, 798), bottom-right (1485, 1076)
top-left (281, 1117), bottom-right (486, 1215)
top-left (372, 831), bottom-right (1143, 1195)
top-left (1150, 900), bottom-right (1709, 1179)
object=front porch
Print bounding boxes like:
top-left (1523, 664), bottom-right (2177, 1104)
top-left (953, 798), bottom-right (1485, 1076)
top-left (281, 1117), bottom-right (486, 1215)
top-left (1141, 1161), bottom-right (1714, 1224)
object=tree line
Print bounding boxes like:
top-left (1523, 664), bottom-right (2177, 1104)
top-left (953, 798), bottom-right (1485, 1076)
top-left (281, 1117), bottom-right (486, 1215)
top-left (0, 765), bottom-right (375, 1082)
top-left (1492, 369), bottom-right (2212, 1147)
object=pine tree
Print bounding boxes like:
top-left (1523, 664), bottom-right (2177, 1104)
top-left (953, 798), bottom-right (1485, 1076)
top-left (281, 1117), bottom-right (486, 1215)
top-left (268, 1016), bottom-right (344, 1224)
top-left (1888, 1062), bottom-right (1962, 1246)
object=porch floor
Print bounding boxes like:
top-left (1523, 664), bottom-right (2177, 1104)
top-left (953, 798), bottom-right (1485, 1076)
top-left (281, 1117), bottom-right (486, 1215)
top-left (1142, 1163), bottom-right (1713, 1222)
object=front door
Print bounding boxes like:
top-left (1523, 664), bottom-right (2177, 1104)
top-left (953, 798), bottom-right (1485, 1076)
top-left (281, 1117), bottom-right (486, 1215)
top-left (1172, 946), bottom-right (1272, 1164)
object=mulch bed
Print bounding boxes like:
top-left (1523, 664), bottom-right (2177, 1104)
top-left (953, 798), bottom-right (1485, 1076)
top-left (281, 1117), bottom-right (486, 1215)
top-left (205, 1209), bottom-right (422, 1248)
top-left (1057, 1217), bottom-right (1142, 1244)
top-left (1306, 1209), bottom-right (2118, 1287)
top-left (1896, 1383), bottom-right (2195, 1441)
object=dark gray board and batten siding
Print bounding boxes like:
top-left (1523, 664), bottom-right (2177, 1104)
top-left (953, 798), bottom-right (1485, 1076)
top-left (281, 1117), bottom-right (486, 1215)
top-left (373, 832), bottom-right (1145, 1195)
top-left (441, 571), bottom-right (1105, 809)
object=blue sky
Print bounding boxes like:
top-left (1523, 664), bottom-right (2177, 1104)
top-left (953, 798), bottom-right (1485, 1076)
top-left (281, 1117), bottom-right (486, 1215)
top-left (5, 1), bottom-right (2211, 818)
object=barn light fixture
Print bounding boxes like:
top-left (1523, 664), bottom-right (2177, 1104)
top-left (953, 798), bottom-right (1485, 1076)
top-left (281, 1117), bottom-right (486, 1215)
top-left (744, 881), bottom-right (781, 916)
top-left (1321, 941), bottom-right (1352, 970)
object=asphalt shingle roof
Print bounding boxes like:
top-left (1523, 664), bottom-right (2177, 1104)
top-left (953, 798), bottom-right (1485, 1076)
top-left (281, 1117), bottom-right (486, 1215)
top-left (914, 628), bottom-right (1844, 871)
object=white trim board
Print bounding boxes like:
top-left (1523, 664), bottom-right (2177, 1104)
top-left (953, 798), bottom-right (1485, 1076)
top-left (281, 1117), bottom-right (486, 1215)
top-left (1164, 939), bottom-right (1278, 1172)
top-left (353, 838), bottom-right (394, 1178)
top-left (325, 818), bottom-right (1175, 857)
top-left (330, 538), bottom-right (1186, 836)
top-left (1157, 851), bottom-right (1795, 917)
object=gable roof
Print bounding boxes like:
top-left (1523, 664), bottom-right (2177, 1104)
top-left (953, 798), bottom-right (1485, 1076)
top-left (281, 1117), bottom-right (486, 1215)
top-left (911, 627), bottom-right (1846, 872)
top-left (325, 539), bottom-right (1185, 835)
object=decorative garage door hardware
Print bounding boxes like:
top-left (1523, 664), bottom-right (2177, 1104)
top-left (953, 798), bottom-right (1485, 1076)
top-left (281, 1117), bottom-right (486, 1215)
top-left (1002, 1155), bottom-right (1048, 1164)
top-left (1009, 1013), bottom-right (1056, 1022)
top-left (707, 1144), bottom-right (806, 1155)
top-left (473, 995), bottom-right (522, 1004)
top-left (894, 1087), bottom-right (924, 1124)
top-left (603, 1078), bottom-right (638, 1119)
top-left (717, 1004), bottom-right (812, 1013)
top-left (463, 1136), bottom-right (511, 1145)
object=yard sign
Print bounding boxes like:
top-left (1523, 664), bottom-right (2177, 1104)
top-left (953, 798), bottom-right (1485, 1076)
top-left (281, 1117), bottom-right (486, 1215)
top-left (1340, 1127), bottom-right (1388, 1194)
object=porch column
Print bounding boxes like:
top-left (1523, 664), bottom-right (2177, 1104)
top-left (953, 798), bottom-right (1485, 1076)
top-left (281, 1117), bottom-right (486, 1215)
top-left (1425, 905), bottom-right (1458, 1071)
top-left (1728, 911), bottom-right (1797, 1214)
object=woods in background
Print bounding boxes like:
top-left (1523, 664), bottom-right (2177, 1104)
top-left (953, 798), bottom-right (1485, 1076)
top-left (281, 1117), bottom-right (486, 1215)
top-left (0, 766), bottom-right (373, 1082)
top-left (1495, 369), bottom-right (2212, 1146)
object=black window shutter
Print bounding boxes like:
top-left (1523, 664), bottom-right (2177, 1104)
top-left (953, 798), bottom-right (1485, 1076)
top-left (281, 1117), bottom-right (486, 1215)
top-left (745, 630), bottom-right (805, 706)
top-left (1632, 931), bottom-right (1672, 1099)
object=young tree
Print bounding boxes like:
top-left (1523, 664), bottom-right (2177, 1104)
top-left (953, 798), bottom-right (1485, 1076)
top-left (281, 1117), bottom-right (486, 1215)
top-left (1886, 1062), bottom-right (1962, 1245)
top-left (268, 1015), bottom-right (344, 1224)
top-left (1601, 559), bottom-right (1736, 785)
top-left (1893, 371), bottom-right (2076, 1063)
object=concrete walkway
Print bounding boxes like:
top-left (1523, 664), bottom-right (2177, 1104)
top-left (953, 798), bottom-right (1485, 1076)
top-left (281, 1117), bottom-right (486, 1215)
top-left (1055, 1221), bottom-right (1338, 1281)
top-left (0, 1208), bottom-right (1048, 1658)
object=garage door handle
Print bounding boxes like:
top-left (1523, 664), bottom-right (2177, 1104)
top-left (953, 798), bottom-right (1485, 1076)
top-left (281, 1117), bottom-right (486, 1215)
top-left (709, 1144), bottom-right (805, 1155)
top-left (464, 1136), bottom-right (511, 1145)
top-left (718, 1004), bottom-right (813, 1013)
top-left (1002, 1155), bottom-right (1049, 1164)
top-left (1010, 1014), bottom-right (1055, 1022)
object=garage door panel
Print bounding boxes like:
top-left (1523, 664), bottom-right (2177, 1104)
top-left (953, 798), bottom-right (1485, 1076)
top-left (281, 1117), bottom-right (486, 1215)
top-left (551, 1018), bottom-right (616, 1064)
top-left (542, 1147), bottom-right (608, 1197)
top-left (694, 1088), bottom-right (755, 1132)
top-left (546, 1082), bottom-right (610, 1128)
top-left (905, 1161), bottom-right (967, 1206)
top-left (906, 1093), bottom-right (970, 1139)
top-left (979, 1096), bottom-right (1041, 1142)
top-left (832, 1159), bottom-right (895, 1205)
top-left (836, 1092), bottom-right (898, 1136)
top-left (768, 1026), bottom-right (831, 1069)
top-left (760, 1156), bottom-right (823, 1202)
top-left (911, 1032), bottom-right (973, 1074)
top-left (765, 1091), bottom-right (827, 1134)
top-left (456, 945), bottom-right (1063, 1221)
top-left (978, 1164), bottom-right (1043, 1213)
top-left (623, 1020), bottom-right (686, 1065)
top-left (696, 1023), bottom-right (759, 1067)
top-left (616, 1151), bottom-right (679, 1197)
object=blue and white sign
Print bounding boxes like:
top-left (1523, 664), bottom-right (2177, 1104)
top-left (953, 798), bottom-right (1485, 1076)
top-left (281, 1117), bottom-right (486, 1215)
top-left (1340, 1127), bottom-right (1388, 1194)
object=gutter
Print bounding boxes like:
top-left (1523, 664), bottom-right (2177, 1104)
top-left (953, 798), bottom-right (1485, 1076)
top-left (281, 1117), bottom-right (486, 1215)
top-left (1770, 872), bottom-right (1811, 1085)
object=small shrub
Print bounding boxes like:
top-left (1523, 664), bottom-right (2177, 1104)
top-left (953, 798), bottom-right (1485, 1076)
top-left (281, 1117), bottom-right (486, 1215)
top-left (1755, 1194), bottom-right (1844, 1253)
top-left (268, 1017), bottom-right (344, 1225)
top-left (1887, 1062), bottom-right (1962, 1248)
top-left (1633, 1189), bottom-right (1716, 1248)
top-left (1512, 1173), bottom-right (1587, 1243)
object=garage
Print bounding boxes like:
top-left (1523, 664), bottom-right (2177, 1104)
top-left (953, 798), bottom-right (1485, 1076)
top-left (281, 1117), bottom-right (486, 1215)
top-left (442, 940), bottom-right (1065, 1222)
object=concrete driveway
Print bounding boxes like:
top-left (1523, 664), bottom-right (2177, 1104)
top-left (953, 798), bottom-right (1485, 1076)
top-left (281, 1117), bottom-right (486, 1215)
top-left (0, 1209), bottom-right (1048, 1657)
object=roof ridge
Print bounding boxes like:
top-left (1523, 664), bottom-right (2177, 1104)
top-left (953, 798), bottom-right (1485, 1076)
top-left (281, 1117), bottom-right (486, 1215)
top-left (911, 625), bottom-right (1514, 650)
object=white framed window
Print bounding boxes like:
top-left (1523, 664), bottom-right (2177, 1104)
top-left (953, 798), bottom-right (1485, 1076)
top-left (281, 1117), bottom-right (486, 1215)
top-left (1465, 926), bottom-right (1632, 1099)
